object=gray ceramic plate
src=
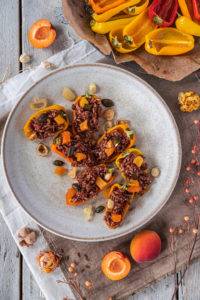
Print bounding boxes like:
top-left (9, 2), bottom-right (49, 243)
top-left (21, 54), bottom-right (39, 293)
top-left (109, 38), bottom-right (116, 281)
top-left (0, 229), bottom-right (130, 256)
top-left (2, 64), bottom-right (182, 242)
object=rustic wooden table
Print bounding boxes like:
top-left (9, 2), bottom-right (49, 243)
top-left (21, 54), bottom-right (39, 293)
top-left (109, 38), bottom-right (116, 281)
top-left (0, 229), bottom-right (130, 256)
top-left (0, 1), bottom-right (200, 299)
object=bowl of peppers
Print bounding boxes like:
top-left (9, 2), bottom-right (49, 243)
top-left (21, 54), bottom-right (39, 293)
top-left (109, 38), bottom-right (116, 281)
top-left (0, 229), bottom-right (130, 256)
top-left (62, 0), bottom-right (200, 81)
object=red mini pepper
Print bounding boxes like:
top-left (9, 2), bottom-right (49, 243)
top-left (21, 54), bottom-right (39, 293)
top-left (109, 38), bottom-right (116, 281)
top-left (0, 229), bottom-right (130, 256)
top-left (148, 0), bottom-right (179, 27)
top-left (192, 0), bottom-right (200, 21)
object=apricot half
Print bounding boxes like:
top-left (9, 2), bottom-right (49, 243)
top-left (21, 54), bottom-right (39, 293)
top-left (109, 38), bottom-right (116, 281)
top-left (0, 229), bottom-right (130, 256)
top-left (28, 19), bottom-right (56, 48)
top-left (101, 251), bottom-right (131, 280)
top-left (130, 230), bottom-right (161, 263)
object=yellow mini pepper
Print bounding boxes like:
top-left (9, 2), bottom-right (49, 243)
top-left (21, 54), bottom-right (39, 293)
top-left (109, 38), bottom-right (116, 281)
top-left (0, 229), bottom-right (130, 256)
top-left (123, 0), bottom-right (149, 16)
top-left (109, 27), bottom-right (138, 53)
top-left (123, 9), bottom-right (155, 50)
top-left (90, 16), bottom-right (135, 34)
top-left (92, 0), bottom-right (141, 22)
top-left (178, 0), bottom-right (193, 19)
top-left (176, 16), bottom-right (200, 36)
top-left (145, 28), bottom-right (195, 56)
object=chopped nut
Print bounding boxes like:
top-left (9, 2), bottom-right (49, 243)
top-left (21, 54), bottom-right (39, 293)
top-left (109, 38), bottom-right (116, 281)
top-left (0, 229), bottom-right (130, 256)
top-left (103, 109), bottom-right (115, 121)
top-left (83, 205), bottom-right (95, 221)
top-left (178, 91), bottom-right (200, 112)
top-left (87, 82), bottom-right (97, 94)
top-left (62, 87), bottom-right (76, 101)
top-left (104, 173), bottom-right (112, 181)
top-left (68, 167), bottom-right (77, 179)
top-left (151, 167), bottom-right (160, 178)
top-left (107, 199), bottom-right (114, 210)
top-left (17, 227), bottom-right (38, 247)
top-left (85, 280), bottom-right (92, 289)
top-left (29, 97), bottom-right (48, 111)
top-left (17, 227), bottom-right (31, 238)
top-left (36, 143), bottom-right (49, 157)
top-left (41, 60), bottom-right (57, 70)
top-left (19, 53), bottom-right (31, 64)
top-left (36, 250), bottom-right (60, 273)
top-left (24, 231), bottom-right (37, 245)
top-left (68, 266), bottom-right (75, 273)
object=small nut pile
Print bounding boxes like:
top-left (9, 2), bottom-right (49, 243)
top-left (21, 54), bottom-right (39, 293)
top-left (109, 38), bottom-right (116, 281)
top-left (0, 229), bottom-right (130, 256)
top-left (36, 250), bottom-right (60, 273)
top-left (17, 227), bottom-right (37, 247)
top-left (178, 91), bottom-right (200, 112)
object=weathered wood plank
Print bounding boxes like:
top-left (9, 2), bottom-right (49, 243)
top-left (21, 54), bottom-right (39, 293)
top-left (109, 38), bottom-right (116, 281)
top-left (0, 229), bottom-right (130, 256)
top-left (0, 1), bottom-right (21, 300)
top-left (22, 261), bottom-right (44, 300)
top-left (178, 261), bottom-right (200, 300)
top-left (127, 276), bottom-right (176, 300)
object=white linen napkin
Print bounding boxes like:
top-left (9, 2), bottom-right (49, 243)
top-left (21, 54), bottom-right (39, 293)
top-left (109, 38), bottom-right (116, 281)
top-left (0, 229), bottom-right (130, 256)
top-left (0, 40), bottom-right (104, 300)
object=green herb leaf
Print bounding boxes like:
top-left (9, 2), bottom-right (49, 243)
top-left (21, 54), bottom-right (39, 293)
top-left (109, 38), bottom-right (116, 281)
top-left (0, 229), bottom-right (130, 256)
top-left (153, 15), bottom-right (163, 25)
top-left (126, 130), bottom-right (135, 138)
top-left (111, 36), bottom-right (122, 49)
top-left (124, 35), bottom-right (133, 45)
top-left (128, 6), bottom-right (136, 14)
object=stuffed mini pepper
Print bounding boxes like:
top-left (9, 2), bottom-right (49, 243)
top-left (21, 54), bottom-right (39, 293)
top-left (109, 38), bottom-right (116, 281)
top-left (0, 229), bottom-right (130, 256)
top-left (116, 148), bottom-right (152, 194)
top-left (95, 123), bottom-right (136, 163)
top-left (104, 184), bottom-right (132, 229)
top-left (51, 130), bottom-right (95, 166)
top-left (72, 94), bottom-right (101, 134)
top-left (66, 164), bottom-right (115, 206)
top-left (23, 105), bottom-right (69, 140)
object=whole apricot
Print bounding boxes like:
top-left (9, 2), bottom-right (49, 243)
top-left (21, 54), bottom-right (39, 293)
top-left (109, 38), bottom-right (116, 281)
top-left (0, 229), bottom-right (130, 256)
top-left (101, 251), bottom-right (131, 281)
top-left (130, 230), bottom-right (161, 263)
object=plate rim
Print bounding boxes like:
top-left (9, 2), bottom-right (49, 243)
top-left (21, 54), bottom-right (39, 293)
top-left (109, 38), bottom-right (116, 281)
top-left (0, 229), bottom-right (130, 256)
top-left (1, 63), bottom-right (182, 242)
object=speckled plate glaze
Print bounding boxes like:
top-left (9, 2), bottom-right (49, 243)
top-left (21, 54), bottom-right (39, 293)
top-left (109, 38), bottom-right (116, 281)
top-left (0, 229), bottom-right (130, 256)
top-left (2, 64), bottom-right (182, 242)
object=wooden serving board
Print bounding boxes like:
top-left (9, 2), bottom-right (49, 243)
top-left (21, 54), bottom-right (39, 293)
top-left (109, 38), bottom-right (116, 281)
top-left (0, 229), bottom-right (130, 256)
top-left (41, 62), bottom-right (200, 300)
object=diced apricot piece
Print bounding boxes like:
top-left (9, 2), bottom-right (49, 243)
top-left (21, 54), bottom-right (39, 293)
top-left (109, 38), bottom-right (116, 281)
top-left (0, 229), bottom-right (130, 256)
top-left (80, 120), bottom-right (88, 131)
top-left (130, 230), bottom-right (161, 263)
top-left (105, 140), bottom-right (115, 157)
top-left (75, 152), bottom-right (87, 162)
top-left (54, 166), bottom-right (66, 176)
top-left (28, 19), bottom-right (56, 49)
top-left (54, 115), bottom-right (65, 125)
top-left (96, 176), bottom-right (107, 190)
top-left (111, 214), bottom-right (122, 223)
top-left (66, 187), bottom-right (81, 206)
top-left (101, 251), bottom-right (131, 281)
top-left (133, 156), bottom-right (144, 168)
top-left (62, 131), bottom-right (71, 144)
top-left (79, 97), bottom-right (88, 108)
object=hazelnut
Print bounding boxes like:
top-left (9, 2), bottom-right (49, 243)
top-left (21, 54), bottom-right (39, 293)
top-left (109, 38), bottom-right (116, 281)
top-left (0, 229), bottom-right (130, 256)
top-left (107, 199), bottom-right (114, 210)
top-left (19, 53), bottom-right (31, 64)
top-left (151, 167), bottom-right (160, 178)
top-left (36, 143), bottom-right (49, 157)
top-left (41, 60), bottom-right (57, 70)
top-left (87, 82), bottom-right (97, 95)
